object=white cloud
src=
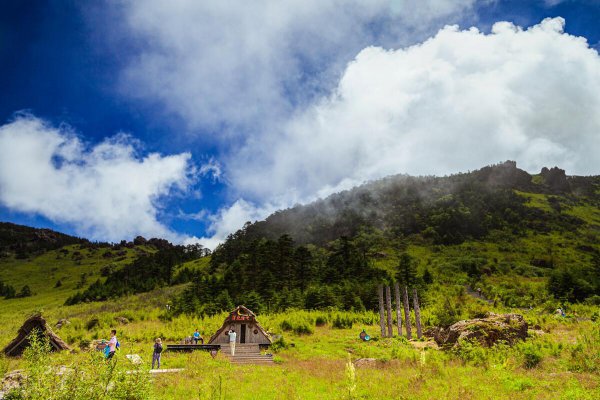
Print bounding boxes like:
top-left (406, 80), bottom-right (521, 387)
top-left (0, 115), bottom-right (194, 242)
top-left (105, 4), bottom-right (600, 248)
top-left (226, 17), bottom-right (600, 208)
top-left (112, 0), bottom-right (489, 247)
top-left (116, 0), bottom-right (480, 134)
top-left (185, 199), bottom-right (280, 249)
top-left (544, 0), bottom-right (566, 6)
top-left (189, 17), bottom-right (600, 248)
top-left (198, 157), bottom-right (223, 183)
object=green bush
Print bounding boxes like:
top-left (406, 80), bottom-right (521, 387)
top-left (452, 339), bottom-right (489, 367)
top-left (0, 354), bottom-right (9, 377)
top-left (5, 331), bottom-right (153, 400)
top-left (270, 337), bottom-right (289, 352)
top-left (86, 317), bottom-right (100, 331)
top-left (568, 325), bottom-right (600, 373)
top-left (279, 315), bottom-right (315, 335)
top-left (519, 342), bottom-right (543, 369)
top-left (332, 314), bottom-right (353, 329)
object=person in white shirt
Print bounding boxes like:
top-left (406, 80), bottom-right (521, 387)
top-left (227, 329), bottom-right (237, 356)
top-left (107, 329), bottom-right (118, 360)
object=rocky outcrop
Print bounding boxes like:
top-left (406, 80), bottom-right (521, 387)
top-left (540, 166), bottom-right (569, 192)
top-left (114, 316), bottom-right (129, 325)
top-left (1, 370), bottom-right (25, 395)
top-left (55, 319), bottom-right (70, 329)
top-left (426, 313), bottom-right (528, 348)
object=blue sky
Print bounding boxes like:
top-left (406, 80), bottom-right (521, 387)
top-left (1, 0), bottom-right (599, 246)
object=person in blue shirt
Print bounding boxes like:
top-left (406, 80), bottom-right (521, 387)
top-left (193, 329), bottom-right (203, 344)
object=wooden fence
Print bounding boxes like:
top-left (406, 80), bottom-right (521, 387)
top-left (377, 283), bottom-right (422, 339)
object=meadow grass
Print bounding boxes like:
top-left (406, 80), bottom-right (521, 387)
top-left (1, 289), bottom-right (598, 400)
top-left (1, 229), bottom-right (599, 399)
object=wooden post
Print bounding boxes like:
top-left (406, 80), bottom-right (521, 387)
top-left (385, 286), bottom-right (393, 337)
top-left (394, 282), bottom-right (402, 336)
top-left (378, 284), bottom-right (386, 337)
top-left (412, 287), bottom-right (423, 339)
top-left (402, 285), bottom-right (412, 340)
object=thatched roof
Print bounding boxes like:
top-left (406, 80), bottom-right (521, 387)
top-left (208, 305), bottom-right (272, 344)
top-left (3, 314), bottom-right (71, 357)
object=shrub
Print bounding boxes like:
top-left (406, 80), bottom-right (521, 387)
top-left (452, 339), bottom-right (488, 367)
top-left (0, 354), bottom-right (9, 377)
top-left (519, 343), bottom-right (543, 369)
top-left (279, 315), bottom-right (315, 335)
top-left (584, 295), bottom-right (600, 306)
top-left (332, 314), bottom-right (353, 329)
top-left (270, 337), bottom-right (288, 352)
top-left (17, 285), bottom-right (32, 298)
top-left (5, 331), bottom-right (153, 399)
top-left (86, 317), bottom-right (100, 330)
top-left (568, 325), bottom-right (600, 373)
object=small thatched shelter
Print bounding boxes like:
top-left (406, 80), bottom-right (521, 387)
top-left (3, 314), bottom-right (71, 357)
top-left (208, 305), bottom-right (272, 345)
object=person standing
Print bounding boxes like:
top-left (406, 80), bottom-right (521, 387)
top-left (227, 329), bottom-right (237, 356)
top-left (152, 338), bottom-right (163, 369)
top-left (107, 329), bottom-right (118, 360)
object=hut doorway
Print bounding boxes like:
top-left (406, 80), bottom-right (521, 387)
top-left (240, 324), bottom-right (247, 343)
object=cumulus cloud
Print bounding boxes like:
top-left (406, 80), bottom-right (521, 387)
top-left (184, 199), bottom-right (280, 249)
top-left (116, 0), bottom-right (480, 134)
top-left (227, 17), bottom-right (600, 206)
top-left (189, 17), bottom-right (600, 247)
top-left (105, 4), bottom-right (600, 248)
top-left (0, 115), bottom-right (194, 242)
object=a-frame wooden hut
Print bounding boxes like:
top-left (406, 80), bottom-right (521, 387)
top-left (208, 305), bottom-right (272, 346)
top-left (3, 314), bottom-right (71, 357)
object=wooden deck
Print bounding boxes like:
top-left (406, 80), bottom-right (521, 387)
top-left (165, 344), bottom-right (220, 352)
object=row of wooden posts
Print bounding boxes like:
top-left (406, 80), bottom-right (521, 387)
top-left (377, 283), bottom-right (422, 339)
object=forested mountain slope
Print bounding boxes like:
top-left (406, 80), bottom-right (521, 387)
top-left (1, 161), bottom-right (599, 325)
top-left (199, 161), bottom-right (600, 318)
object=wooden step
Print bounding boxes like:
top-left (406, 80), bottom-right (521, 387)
top-left (229, 357), bottom-right (274, 365)
top-left (218, 343), bottom-right (274, 364)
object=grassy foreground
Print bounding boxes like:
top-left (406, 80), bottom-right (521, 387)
top-left (0, 295), bottom-right (598, 399)
top-left (0, 242), bottom-right (599, 399)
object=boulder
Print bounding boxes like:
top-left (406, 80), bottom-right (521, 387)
top-left (55, 319), bottom-right (70, 329)
top-left (125, 354), bottom-right (143, 365)
top-left (353, 358), bottom-right (378, 368)
top-left (1, 370), bottom-right (25, 393)
top-left (426, 313), bottom-right (528, 348)
top-left (114, 316), bottom-right (129, 325)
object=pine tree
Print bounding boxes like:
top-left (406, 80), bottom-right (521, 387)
top-left (396, 253), bottom-right (417, 287)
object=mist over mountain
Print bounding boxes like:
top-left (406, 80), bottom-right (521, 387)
top-left (220, 161), bottom-right (598, 247)
top-left (2, 161), bottom-right (599, 314)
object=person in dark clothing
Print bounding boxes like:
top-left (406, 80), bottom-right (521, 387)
top-left (152, 338), bottom-right (163, 369)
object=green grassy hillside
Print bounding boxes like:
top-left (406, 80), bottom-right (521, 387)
top-left (1, 161), bottom-right (599, 399)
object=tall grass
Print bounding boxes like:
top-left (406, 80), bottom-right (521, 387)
top-left (3, 332), bottom-right (153, 400)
